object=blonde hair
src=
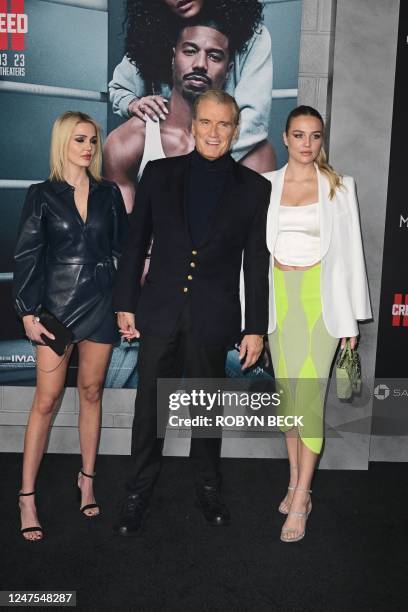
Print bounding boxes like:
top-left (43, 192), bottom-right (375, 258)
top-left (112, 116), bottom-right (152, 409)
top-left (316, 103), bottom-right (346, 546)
top-left (315, 147), bottom-right (343, 200)
top-left (285, 105), bottom-right (343, 200)
top-left (49, 111), bottom-right (102, 182)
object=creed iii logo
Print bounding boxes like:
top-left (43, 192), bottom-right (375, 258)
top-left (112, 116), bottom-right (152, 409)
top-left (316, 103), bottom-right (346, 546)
top-left (0, 0), bottom-right (27, 50)
top-left (392, 293), bottom-right (408, 327)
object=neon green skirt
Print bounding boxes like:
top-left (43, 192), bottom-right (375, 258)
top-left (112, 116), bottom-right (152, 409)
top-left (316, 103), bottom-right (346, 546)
top-left (268, 265), bottom-right (339, 454)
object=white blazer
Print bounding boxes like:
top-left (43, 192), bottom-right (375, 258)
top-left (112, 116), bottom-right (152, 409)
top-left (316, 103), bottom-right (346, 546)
top-left (262, 164), bottom-right (372, 338)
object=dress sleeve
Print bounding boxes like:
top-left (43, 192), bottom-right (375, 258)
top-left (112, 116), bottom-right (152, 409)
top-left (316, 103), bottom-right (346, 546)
top-left (111, 183), bottom-right (130, 264)
top-left (13, 184), bottom-right (47, 317)
top-left (230, 26), bottom-right (273, 161)
top-left (108, 55), bottom-right (147, 118)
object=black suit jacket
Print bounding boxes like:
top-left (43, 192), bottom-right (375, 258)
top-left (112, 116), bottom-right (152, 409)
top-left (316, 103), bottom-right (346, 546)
top-left (113, 152), bottom-right (271, 346)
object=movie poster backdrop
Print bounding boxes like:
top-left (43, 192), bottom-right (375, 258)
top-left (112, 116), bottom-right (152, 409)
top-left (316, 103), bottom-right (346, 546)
top-left (373, 0), bottom-right (408, 435)
top-left (0, 0), bottom-right (302, 387)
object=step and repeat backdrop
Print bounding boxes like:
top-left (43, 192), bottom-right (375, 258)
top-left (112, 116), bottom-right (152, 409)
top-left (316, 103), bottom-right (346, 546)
top-left (0, 0), bottom-right (302, 387)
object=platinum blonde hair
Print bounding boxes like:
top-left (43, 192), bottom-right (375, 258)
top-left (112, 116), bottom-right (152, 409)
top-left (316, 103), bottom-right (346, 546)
top-left (49, 111), bottom-right (102, 182)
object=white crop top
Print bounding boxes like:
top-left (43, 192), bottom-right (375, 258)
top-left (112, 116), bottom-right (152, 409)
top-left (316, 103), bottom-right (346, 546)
top-left (274, 203), bottom-right (321, 266)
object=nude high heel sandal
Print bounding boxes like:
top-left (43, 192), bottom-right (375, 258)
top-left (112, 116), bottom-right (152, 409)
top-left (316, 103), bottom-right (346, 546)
top-left (280, 486), bottom-right (312, 543)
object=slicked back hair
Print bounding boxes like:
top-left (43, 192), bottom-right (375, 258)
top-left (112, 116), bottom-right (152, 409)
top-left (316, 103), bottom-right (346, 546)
top-left (193, 90), bottom-right (240, 126)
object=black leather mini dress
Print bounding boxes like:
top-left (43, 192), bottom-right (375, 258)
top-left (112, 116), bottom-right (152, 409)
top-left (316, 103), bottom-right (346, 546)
top-left (13, 177), bottom-right (128, 344)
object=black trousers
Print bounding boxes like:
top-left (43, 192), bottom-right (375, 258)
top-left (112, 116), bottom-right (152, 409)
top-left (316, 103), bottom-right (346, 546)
top-left (127, 301), bottom-right (228, 495)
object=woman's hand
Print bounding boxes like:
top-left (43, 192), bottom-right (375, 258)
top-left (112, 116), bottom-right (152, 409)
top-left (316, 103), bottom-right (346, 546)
top-left (128, 96), bottom-right (169, 122)
top-left (341, 336), bottom-right (358, 350)
top-left (22, 315), bottom-right (55, 344)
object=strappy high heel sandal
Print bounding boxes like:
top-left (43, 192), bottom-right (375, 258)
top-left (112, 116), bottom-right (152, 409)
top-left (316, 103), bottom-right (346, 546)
top-left (18, 491), bottom-right (44, 542)
top-left (77, 469), bottom-right (100, 518)
top-left (280, 486), bottom-right (312, 543)
top-left (278, 465), bottom-right (298, 515)
top-left (278, 486), bottom-right (295, 514)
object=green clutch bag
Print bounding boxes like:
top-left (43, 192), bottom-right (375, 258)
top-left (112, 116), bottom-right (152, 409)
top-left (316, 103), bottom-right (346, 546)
top-left (335, 340), bottom-right (361, 400)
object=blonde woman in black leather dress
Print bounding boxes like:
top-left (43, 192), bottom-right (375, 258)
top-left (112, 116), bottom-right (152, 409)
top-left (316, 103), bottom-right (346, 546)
top-left (13, 111), bottom-right (128, 541)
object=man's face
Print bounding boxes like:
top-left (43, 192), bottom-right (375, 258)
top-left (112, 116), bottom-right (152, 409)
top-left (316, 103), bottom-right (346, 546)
top-left (162, 0), bottom-right (205, 18)
top-left (192, 99), bottom-right (238, 160)
top-left (173, 26), bottom-right (232, 103)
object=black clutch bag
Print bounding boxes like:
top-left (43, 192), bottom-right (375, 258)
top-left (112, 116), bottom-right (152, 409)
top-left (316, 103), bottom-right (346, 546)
top-left (37, 308), bottom-right (74, 356)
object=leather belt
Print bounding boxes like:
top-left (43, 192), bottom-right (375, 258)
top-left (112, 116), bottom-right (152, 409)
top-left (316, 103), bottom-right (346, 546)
top-left (47, 257), bottom-right (113, 266)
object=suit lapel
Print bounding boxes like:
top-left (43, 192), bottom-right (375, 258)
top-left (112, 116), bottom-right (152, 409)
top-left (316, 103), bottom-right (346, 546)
top-left (181, 155), bottom-right (194, 247)
top-left (167, 153), bottom-right (193, 247)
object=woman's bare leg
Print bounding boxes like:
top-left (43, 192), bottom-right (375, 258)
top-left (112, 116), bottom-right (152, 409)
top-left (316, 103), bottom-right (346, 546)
top-left (19, 345), bottom-right (73, 540)
top-left (281, 436), bottom-right (317, 541)
top-left (76, 341), bottom-right (112, 516)
top-left (279, 430), bottom-right (299, 513)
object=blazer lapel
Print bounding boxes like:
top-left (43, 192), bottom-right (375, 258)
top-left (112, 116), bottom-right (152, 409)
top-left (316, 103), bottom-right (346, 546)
top-left (317, 166), bottom-right (333, 258)
top-left (266, 164), bottom-right (287, 254)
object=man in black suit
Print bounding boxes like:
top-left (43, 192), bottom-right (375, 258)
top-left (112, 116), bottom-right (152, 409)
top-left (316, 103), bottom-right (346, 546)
top-left (113, 89), bottom-right (271, 536)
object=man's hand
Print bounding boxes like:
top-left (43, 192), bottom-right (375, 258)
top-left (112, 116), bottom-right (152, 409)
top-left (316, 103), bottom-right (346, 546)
top-left (239, 334), bottom-right (264, 370)
top-left (117, 312), bottom-right (140, 340)
top-left (128, 96), bottom-right (169, 122)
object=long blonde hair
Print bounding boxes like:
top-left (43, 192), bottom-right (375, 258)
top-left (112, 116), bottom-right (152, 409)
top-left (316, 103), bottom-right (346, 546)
top-left (285, 105), bottom-right (343, 200)
top-left (49, 111), bottom-right (102, 182)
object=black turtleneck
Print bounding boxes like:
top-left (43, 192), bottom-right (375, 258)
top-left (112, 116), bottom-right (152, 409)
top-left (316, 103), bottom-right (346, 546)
top-left (186, 148), bottom-right (232, 246)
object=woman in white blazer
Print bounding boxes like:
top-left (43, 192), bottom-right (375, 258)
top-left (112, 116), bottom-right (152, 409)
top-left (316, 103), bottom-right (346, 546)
top-left (264, 106), bottom-right (371, 543)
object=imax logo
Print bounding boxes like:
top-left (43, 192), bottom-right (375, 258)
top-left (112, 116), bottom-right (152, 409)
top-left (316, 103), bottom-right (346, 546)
top-left (0, 0), bottom-right (27, 51)
top-left (11, 354), bottom-right (35, 363)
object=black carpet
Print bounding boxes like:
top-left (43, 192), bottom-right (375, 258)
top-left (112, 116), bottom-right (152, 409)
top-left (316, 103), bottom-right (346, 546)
top-left (0, 454), bottom-right (405, 612)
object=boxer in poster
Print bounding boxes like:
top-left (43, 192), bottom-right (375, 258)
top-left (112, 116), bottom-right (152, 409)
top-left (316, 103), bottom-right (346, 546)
top-left (109, 0), bottom-right (274, 165)
top-left (104, 17), bottom-right (276, 213)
